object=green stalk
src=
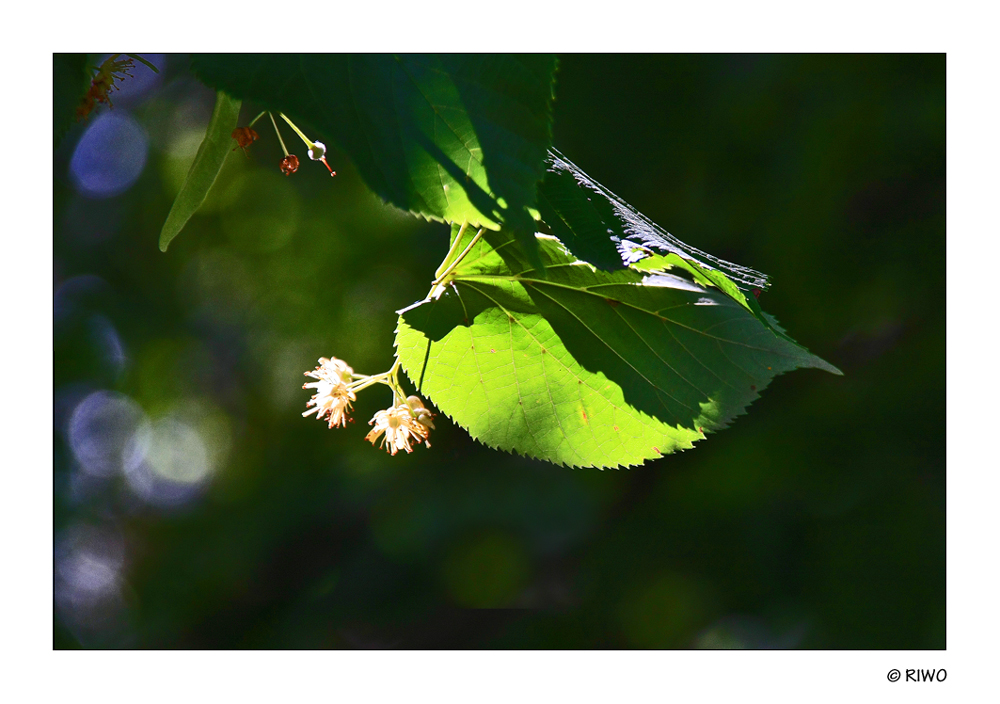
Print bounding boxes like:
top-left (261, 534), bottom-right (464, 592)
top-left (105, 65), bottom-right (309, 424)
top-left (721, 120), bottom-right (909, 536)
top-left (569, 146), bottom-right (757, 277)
top-left (269, 113), bottom-right (289, 156)
top-left (433, 221), bottom-right (469, 281)
top-left (432, 228), bottom-right (484, 286)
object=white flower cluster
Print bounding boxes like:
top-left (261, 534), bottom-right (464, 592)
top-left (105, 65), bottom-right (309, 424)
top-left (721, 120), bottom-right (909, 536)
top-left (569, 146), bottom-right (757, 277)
top-left (302, 357), bottom-right (434, 456)
top-left (301, 357), bottom-right (356, 429)
top-left (365, 396), bottom-right (435, 456)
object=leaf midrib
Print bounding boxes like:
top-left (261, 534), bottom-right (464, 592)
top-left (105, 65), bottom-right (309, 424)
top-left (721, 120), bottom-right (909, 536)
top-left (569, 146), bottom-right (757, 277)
top-left (454, 272), bottom-right (784, 355)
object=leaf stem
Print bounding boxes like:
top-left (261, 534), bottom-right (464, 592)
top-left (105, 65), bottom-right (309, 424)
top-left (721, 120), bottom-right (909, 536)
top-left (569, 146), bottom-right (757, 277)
top-left (247, 110), bottom-right (267, 128)
top-left (388, 361), bottom-right (405, 405)
top-left (126, 54), bottom-right (160, 73)
top-left (347, 358), bottom-right (403, 397)
top-left (278, 112), bottom-right (336, 176)
top-left (269, 112), bottom-right (289, 156)
top-left (432, 227), bottom-right (484, 287)
top-left (279, 113), bottom-right (317, 152)
top-left (433, 221), bottom-right (469, 281)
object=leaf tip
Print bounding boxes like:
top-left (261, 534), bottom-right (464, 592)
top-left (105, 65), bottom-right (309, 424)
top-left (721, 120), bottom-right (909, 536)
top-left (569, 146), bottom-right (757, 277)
top-left (810, 356), bottom-right (844, 376)
top-left (158, 229), bottom-right (174, 252)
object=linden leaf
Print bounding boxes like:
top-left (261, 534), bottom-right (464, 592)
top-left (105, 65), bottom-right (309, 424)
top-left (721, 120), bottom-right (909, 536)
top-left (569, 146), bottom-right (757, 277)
top-left (395, 228), bottom-right (840, 469)
top-left (159, 91), bottom-right (242, 251)
top-left (190, 54), bottom-right (557, 264)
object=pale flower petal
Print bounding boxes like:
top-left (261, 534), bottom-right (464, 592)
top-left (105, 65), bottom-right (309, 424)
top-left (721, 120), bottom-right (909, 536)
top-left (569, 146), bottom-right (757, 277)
top-left (365, 401), bottom-right (432, 455)
top-left (302, 356), bottom-right (356, 429)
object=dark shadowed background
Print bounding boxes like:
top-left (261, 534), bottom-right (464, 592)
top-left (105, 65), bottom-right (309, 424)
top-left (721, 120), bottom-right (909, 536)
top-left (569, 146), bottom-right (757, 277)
top-left (53, 54), bottom-right (944, 649)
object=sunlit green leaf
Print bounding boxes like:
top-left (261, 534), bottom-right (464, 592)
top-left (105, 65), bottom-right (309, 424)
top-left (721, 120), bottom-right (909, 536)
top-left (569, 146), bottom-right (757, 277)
top-left (396, 228), bottom-right (840, 469)
top-left (158, 91), bottom-right (242, 251)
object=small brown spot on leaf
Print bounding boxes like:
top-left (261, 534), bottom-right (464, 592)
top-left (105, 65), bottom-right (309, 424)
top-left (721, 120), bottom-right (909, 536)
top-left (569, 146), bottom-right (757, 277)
top-left (490, 348), bottom-right (496, 353)
top-left (750, 385), bottom-right (756, 391)
top-left (613, 425), bottom-right (619, 432)
top-left (605, 298), bottom-right (619, 308)
top-left (653, 446), bottom-right (661, 454)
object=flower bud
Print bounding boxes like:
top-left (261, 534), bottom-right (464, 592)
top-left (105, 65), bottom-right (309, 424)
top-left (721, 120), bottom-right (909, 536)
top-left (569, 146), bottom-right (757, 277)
top-left (307, 141), bottom-right (327, 160)
top-left (280, 154), bottom-right (300, 175)
top-left (406, 395), bottom-right (436, 431)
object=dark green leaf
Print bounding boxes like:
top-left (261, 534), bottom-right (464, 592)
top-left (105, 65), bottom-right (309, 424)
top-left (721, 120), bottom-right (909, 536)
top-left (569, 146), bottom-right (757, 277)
top-left (158, 91), bottom-right (242, 252)
top-left (53, 53), bottom-right (90, 149)
top-left (189, 54), bottom-right (556, 262)
top-left (396, 228), bottom-right (840, 468)
top-left (537, 149), bottom-right (769, 291)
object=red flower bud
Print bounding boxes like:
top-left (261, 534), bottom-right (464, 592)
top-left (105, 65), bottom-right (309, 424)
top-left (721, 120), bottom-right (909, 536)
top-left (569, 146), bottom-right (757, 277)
top-left (231, 127), bottom-right (259, 155)
top-left (280, 154), bottom-right (300, 175)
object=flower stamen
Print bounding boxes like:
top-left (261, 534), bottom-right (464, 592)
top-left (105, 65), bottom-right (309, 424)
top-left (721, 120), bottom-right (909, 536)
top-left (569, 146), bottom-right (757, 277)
top-left (76, 54), bottom-right (136, 122)
top-left (302, 356), bottom-right (356, 429)
top-left (280, 113), bottom-right (336, 177)
top-left (365, 397), bottom-right (433, 455)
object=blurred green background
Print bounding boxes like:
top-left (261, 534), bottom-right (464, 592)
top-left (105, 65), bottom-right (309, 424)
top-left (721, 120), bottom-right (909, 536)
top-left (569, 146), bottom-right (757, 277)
top-left (53, 54), bottom-right (944, 649)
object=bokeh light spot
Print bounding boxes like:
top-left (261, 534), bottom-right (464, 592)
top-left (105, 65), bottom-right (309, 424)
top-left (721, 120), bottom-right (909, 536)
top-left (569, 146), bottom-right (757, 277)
top-left (53, 274), bottom-right (110, 326)
top-left (123, 403), bottom-right (226, 508)
top-left (54, 524), bottom-right (128, 636)
top-left (142, 418), bottom-right (211, 484)
top-left (88, 314), bottom-right (127, 378)
top-left (70, 111), bottom-right (148, 198)
top-left (68, 391), bottom-right (146, 477)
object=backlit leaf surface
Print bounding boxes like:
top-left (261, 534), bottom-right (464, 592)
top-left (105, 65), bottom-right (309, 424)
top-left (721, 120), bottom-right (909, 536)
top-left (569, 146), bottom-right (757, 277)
top-left (159, 91), bottom-right (242, 251)
top-left (396, 228), bottom-right (840, 468)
